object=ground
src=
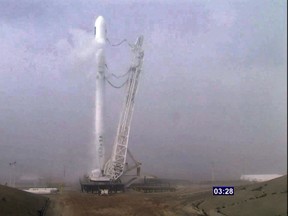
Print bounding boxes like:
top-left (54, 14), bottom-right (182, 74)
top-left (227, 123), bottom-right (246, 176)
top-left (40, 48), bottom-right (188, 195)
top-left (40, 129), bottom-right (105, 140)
top-left (45, 176), bottom-right (287, 216)
top-left (45, 185), bottom-right (211, 216)
top-left (1, 175), bottom-right (287, 216)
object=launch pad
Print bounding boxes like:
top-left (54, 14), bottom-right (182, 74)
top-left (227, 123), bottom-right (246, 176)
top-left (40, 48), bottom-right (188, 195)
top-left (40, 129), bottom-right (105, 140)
top-left (80, 180), bottom-right (125, 195)
top-left (80, 177), bottom-right (176, 195)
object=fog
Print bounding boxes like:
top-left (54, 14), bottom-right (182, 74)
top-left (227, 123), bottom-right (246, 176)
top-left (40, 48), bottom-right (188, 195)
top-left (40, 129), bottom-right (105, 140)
top-left (0, 0), bottom-right (286, 183)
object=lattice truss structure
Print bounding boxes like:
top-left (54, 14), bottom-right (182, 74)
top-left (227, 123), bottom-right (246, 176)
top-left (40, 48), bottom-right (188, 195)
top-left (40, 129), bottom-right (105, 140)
top-left (104, 36), bottom-right (144, 180)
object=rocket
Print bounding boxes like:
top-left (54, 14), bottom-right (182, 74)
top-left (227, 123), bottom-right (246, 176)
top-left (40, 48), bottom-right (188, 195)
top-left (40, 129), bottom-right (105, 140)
top-left (94, 16), bottom-right (106, 173)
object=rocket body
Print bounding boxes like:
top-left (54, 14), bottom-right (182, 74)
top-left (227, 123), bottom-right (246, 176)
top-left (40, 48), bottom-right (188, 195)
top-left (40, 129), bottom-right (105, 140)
top-left (94, 16), bottom-right (106, 172)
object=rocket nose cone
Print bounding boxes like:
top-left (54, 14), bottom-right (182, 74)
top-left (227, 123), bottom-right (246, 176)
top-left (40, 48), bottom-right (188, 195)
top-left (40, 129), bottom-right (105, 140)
top-left (95, 16), bottom-right (105, 27)
top-left (95, 16), bottom-right (106, 46)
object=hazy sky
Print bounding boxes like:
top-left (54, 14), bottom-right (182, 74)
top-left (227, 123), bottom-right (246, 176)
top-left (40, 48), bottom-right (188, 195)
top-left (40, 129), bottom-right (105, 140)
top-left (0, 0), bottom-right (287, 182)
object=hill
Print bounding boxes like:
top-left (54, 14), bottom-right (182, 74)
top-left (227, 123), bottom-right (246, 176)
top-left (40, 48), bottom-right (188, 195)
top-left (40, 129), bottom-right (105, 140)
top-left (0, 184), bottom-right (48, 216)
top-left (196, 175), bottom-right (287, 216)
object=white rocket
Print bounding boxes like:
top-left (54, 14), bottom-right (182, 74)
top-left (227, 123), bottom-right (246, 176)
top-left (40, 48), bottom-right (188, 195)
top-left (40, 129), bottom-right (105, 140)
top-left (94, 16), bottom-right (106, 175)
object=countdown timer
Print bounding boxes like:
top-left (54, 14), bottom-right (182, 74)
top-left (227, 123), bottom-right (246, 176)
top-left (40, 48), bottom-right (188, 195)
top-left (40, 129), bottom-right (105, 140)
top-left (213, 186), bottom-right (234, 196)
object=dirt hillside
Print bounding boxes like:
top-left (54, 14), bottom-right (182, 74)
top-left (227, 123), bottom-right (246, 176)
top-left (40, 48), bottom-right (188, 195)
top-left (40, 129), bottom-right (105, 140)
top-left (198, 175), bottom-right (287, 216)
top-left (0, 185), bottom-right (48, 216)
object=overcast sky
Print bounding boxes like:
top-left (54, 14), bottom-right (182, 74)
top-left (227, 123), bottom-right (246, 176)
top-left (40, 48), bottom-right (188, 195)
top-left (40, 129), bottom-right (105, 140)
top-left (0, 0), bottom-right (287, 182)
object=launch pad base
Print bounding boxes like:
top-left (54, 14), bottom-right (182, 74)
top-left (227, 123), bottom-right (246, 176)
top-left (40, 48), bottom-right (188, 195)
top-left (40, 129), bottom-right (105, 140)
top-left (80, 181), bottom-right (125, 195)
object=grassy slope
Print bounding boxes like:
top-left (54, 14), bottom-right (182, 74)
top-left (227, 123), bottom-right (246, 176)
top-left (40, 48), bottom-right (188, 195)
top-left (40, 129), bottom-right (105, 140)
top-left (0, 185), bottom-right (48, 216)
top-left (198, 175), bottom-right (287, 216)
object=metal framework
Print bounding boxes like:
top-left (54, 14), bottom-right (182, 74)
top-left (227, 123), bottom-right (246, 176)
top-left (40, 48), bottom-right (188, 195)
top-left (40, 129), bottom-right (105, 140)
top-left (104, 36), bottom-right (144, 180)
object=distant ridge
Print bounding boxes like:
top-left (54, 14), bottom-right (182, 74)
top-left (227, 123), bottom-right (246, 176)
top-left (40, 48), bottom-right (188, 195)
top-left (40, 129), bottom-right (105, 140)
top-left (240, 174), bottom-right (283, 182)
